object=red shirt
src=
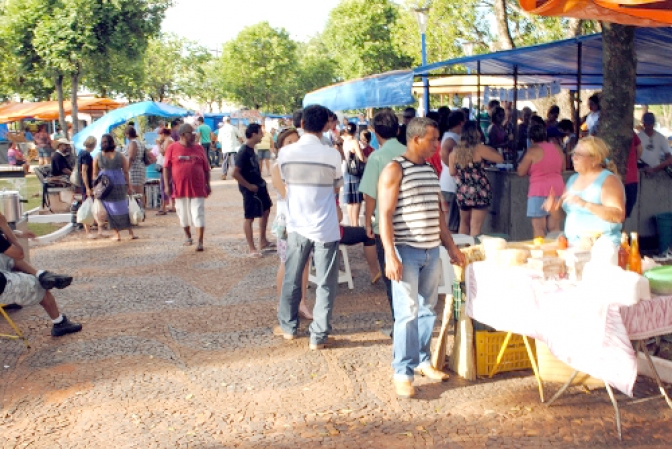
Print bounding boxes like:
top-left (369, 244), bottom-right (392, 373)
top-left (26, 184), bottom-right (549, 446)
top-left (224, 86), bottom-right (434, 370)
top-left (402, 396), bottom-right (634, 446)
top-left (625, 133), bottom-right (641, 185)
top-left (164, 142), bottom-right (210, 198)
top-left (427, 143), bottom-right (443, 176)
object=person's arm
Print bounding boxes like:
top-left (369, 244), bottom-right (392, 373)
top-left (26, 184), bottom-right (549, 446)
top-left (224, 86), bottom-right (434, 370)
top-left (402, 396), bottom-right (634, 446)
top-left (0, 213), bottom-right (24, 259)
top-left (440, 137), bottom-right (455, 167)
top-left (439, 198), bottom-right (466, 266)
top-left (448, 151), bottom-right (457, 177)
top-left (271, 163), bottom-right (286, 199)
top-left (93, 156), bottom-right (99, 180)
top-left (516, 149), bottom-right (534, 177)
top-left (479, 144), bottom-right (505, 164)
top-left (564, 175), bottom-right (625, 223)
top-left (82, 162), bottom-right (92, 196)
top-left (203, 153), bottom-right (211, 197)
top-left (351, 140), bottom-right (366, 163)
top-left (122, 154), bottom-right (133, 195)
top-left (363, 194), bottom-right (376, 238)
top-left (128, 140), bottom-right (138, 161)
top-left (636, 143), bottom-right (643, 159)
top-left (232, 167), bottom-right (258, 192)
top-left (378, 161), bottom-right (403, 282)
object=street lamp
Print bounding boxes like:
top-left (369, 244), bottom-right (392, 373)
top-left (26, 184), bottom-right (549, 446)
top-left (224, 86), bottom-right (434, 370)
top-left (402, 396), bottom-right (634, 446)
top-left (462, 41), bottom-right (476, 57)
top-left (414, 7), bottom-right (430, 116)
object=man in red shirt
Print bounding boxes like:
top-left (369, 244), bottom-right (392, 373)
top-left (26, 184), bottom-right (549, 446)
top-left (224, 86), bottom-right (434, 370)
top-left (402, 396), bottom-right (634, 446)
top-left (163, 124), bottom-right (211, 252)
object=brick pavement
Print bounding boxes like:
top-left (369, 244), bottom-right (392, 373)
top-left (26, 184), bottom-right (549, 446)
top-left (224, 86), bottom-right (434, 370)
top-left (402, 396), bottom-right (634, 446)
top-left (1, 173), bottom-right (671, 448)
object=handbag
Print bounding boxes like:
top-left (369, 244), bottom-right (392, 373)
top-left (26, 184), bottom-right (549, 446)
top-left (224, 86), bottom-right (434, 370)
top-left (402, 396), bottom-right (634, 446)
top-left (143, 146), bottom-right (156, 166)
top-left (93, 174), bottom-right (113, 200)
top-left (346, 152), bottom-right (365, 177)
top-left (69, 169), bottom-right (80, 187)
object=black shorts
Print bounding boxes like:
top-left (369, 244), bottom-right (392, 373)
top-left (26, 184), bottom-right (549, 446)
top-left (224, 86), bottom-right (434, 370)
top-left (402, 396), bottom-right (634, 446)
top-left (625, 183), bottom-right (638, 219)
top-left (459, 204), bottom-right (489, 212)
top-left (242, 185), bottom-right (272, 219)
top-left (340, 226), bottom-right (375, 246)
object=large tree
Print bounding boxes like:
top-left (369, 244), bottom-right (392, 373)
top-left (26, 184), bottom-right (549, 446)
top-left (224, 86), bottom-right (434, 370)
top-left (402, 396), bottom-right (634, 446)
top-left (323, 0), bottom-right (413, 80)
top-left (218, 22), bottom-right (298, 112)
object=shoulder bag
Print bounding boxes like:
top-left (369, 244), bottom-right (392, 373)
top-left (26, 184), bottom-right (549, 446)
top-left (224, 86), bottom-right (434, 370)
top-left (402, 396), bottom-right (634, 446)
top-left (347, 151), bottom-right (365, 177)
top-left (93, 174), bottom-right (113, 200)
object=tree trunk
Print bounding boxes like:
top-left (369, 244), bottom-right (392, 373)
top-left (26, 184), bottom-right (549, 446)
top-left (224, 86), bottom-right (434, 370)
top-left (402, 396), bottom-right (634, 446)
top-left (568, 19), bottom-right (584, 38)
top-left (55, 73), bottom-right (68, 139)
top-left (493, 0), bottom-right (515, 50)
top-left (71, 71), bottom-right (80, 136)
top-left (600, 23), bottom-right (636, 177)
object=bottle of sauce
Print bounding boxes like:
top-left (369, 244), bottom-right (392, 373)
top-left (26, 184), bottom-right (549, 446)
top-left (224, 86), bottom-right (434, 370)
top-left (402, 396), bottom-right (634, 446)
top-left (629, 232), bottom-right (642, 275)
top-left (618, 232), bottom-right (630, 270)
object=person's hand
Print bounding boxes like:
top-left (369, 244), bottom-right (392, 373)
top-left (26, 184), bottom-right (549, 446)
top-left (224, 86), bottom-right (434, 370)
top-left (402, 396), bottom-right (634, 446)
top-left (164, 187), bottom-right (171, 198)
top-left (644, 167), bottom-right (655, 175)
top-left (385, 252), bottom-right (403, 282)
top-left (365, 223), bottom-right (374, 239)
top-left (86, 188), bottom-right (93, 198)
top-left (562, 192), bottom-right (586, 208)
top-left (205, 185), bottom-right (211, 198)
top-left (447, 242), bottom-right (466, 267)
top-left (127, 186), bottom-right (134, 196)
top-left (248, 184), bottom-right (259, 193)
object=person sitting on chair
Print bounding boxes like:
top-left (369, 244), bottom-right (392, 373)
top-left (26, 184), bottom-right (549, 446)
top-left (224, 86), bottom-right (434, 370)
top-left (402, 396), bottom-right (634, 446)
top-left (0, 212), bottom-right (81, 337)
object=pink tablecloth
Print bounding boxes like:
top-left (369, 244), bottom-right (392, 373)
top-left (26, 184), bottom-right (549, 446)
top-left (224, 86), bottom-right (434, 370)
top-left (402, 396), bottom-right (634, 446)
top-left (465, 261), bottom-right (672, 397)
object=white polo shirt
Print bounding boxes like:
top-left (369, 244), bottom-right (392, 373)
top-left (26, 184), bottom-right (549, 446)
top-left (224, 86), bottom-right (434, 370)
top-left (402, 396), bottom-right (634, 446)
top-left (638, 130), bottom-right (670, 168)
top-left (278, 133), bottom-right (344, 243)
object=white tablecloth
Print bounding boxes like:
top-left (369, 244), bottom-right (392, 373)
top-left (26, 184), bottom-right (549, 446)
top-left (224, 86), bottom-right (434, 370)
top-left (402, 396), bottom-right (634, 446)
top-left (465, 261), bottom-right (672, 396)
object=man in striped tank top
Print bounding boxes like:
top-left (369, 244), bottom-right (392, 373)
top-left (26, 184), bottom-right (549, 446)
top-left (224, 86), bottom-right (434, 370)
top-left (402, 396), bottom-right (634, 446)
top-left (378, 117), bottom-right (465, 399)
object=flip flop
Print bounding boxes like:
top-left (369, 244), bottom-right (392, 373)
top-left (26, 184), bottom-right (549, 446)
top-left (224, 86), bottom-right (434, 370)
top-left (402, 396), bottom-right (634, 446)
top-left (130, 236), bottom-right (139, 240)
top-left (371, 271), bottom-right (382, 284)
top-left (260, 242), bottom-right (276, 251)
top-left (183, 238), bottom-right (193, 246)
top-left (156, 211), bottom-right (167, 215)
top-left (247, 252), bottom-right (263, 259)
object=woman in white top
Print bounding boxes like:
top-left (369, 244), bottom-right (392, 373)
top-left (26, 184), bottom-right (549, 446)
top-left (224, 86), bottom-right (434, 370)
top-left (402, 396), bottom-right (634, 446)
top-left (271, 128), bottom-right (313, 320)
top-left (439, 110), bottom-right (465, 231)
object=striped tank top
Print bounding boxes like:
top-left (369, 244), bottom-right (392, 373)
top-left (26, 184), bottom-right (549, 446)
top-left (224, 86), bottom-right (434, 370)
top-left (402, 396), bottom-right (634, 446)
top-left (392, 156), bottom-right (442, 249)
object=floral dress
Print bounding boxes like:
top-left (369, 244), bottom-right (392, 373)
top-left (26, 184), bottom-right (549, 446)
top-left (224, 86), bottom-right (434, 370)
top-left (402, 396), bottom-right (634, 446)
top-left (455, 160), bottom-right (492, 209)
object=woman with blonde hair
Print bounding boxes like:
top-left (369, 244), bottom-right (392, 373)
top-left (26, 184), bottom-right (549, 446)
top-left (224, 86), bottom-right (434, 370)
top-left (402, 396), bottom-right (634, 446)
top-left (448, 121), bottom-right (503, 236)
top-left (544, 136), bottom-right (625, 246)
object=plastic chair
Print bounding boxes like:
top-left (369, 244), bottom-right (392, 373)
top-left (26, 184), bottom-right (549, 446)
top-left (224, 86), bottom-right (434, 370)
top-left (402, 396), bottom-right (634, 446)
top-left (309, 245), bottom-right (354, 290)
top-left (0, 304), bottom-right (30, 348)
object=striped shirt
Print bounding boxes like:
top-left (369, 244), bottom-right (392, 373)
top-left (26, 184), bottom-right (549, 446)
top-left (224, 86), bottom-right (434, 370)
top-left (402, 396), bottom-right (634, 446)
top-left (392, 156), bottom-right (442, 249)
top-left (278, 134), bottom-right (344, 243)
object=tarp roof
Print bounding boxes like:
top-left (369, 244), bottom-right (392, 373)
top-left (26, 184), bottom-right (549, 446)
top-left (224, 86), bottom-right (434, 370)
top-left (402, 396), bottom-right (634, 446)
top-left (303, 70), bottom-right (415, 111)
top-left (0, 98), bottom-right (123, 123)
top-left (414, 27), bottom-right (672, 104)
top-left (72, 101), bottom-right (191, 153)
top-left (519, 0), bottom-right (672, 27)
top-left (411, 75), bottom-right (516, 95)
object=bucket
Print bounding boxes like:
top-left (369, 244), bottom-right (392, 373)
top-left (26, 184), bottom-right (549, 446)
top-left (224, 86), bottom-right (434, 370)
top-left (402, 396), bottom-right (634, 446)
top-left (656, 213), bottom-right (672, 254)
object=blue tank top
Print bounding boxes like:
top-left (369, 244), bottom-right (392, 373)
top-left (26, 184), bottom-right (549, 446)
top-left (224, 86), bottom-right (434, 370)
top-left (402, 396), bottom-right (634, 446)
top-left (563, 170), bottom-right (622, 246)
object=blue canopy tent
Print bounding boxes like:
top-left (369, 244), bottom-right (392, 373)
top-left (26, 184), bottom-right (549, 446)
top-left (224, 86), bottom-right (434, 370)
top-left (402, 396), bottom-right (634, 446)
top-left (72, 101), bottom-right (191, 153)
top-left (302, 70), bottom-right (415, 111)
top-left (302, 28), bottom-right (672, 113)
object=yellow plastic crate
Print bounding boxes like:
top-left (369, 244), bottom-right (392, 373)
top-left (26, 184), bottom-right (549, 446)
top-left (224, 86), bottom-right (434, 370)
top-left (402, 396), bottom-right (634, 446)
top-left (476, 331), bottom-right (536, 377)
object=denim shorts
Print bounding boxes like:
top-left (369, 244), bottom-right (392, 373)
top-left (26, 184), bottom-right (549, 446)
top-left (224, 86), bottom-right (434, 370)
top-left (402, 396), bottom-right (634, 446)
top-left (38, 147), bottom-right (52, 157)
top-left (527, 196), bottom-right (551, 218)
top-left (257, 150), bottom-right (271, 160)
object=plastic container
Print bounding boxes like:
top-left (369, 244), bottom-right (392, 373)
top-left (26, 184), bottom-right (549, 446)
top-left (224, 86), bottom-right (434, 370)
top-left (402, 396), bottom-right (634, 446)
top-left (475, 331), bottom-right (536, 377)
top-left (656, 212), bottom-right (672, 254)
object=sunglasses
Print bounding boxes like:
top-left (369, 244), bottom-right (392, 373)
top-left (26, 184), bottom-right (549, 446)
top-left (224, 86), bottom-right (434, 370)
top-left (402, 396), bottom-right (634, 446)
top-left (571, 151), bottom-right (591, 159)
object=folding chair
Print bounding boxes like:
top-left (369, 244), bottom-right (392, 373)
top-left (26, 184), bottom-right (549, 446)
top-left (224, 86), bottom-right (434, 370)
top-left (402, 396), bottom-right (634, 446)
top-left (0, 304), bottom-right (30, 348)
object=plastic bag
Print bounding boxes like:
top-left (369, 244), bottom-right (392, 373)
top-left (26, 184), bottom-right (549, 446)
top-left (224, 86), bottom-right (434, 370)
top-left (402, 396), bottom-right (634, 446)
top-left (128, 196), bottom-right (144, 225)
top-left (92, 199), bottom-right (107, 225)
top-left (271, 213), bottom-right (287, 240)
top-left (76, 198), bottom-right (94, 225)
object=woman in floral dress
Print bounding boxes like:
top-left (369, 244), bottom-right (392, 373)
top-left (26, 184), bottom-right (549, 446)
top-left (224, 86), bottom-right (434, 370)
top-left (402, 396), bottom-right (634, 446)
top-left (448, 121), bottom-right (503, 236)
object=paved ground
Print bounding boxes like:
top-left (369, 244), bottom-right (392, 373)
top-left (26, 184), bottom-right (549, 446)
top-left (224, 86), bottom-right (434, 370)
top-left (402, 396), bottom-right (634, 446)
top-left (1, 173), bottom-right (672, 448)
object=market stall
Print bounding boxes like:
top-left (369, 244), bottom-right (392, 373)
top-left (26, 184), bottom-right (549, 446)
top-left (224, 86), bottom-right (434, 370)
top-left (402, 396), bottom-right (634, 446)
top-left (457, 236), bottom-right (672, 439)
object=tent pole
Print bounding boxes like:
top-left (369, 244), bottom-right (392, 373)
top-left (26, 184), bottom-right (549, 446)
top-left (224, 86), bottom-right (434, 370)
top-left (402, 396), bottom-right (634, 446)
top-left (477, 61), bottom-right (481, 130)
top-left (513, 65), bottom-right (519, 168)
top-left (575, 42), bottom-right (583, 138)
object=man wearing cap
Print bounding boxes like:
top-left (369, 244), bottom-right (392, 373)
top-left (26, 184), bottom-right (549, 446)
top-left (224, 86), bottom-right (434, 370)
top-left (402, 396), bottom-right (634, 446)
top-left (163, 124), bottom-right (211, 252)
top-left (218, 117), bottom-right (243, 180)
top-left (638, 112), bottom-right (672, 173)
top-left (51, 138), bottom-right (73, 177)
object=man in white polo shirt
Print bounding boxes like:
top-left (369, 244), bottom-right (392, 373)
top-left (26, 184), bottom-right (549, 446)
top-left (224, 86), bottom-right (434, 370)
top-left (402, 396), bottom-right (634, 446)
top-left (639, 112), bottom-right (672, 173)
top-left (275, 105), bottom-right (344, 350)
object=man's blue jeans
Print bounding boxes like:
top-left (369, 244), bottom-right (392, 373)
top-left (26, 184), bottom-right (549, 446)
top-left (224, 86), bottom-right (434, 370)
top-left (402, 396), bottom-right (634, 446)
top-left (391, 245), bottom-right (440, 381)
top-left (278, 232), bottom-right (339, 345)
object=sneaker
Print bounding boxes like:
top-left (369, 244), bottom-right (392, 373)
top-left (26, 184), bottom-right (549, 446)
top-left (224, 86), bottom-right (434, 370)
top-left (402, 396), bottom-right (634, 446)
top-left (38, 271), bottom-right (73, 290)
top-left (309, 338), bottom-right (333, 350)
top-left (51, 315), bottom-right (82, 337)
top-left (273, 326), bottom-right (295, 340)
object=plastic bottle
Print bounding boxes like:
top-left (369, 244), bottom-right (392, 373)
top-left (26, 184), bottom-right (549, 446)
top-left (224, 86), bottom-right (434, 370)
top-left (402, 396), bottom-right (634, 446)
top-left (618, 232), bottom-right (630, 270)
top-left (629, 232), bottom-right (642, 275)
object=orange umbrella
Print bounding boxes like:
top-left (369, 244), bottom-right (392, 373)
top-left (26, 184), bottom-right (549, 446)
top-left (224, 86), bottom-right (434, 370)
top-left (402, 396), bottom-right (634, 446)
top-left (520, 0), bottom-right (672, 26)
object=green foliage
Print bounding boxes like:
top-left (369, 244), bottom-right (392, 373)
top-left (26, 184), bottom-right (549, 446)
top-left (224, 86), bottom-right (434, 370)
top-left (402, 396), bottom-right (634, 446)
top-left (323, 0), bottom-right (413, 79)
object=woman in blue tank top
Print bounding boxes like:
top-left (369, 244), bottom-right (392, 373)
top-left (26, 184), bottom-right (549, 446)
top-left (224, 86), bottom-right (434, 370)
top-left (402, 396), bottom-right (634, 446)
top-left (543, 136), bottom-right (625, 246)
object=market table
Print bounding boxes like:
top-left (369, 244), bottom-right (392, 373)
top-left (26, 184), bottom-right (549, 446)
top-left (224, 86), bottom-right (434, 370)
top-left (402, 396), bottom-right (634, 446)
top-left (465, 261), bottom-right (672, 439)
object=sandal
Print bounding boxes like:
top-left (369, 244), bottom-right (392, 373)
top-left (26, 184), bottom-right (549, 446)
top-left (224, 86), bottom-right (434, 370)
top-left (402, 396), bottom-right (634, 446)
top-left (183, 238), bottom-right (193, 246)
top-left (247, 252), bottom-right (263, 259)
top-left (196, 242), bottom-right (204, 252)
top-left (260, 242), bottom-right (276, 251)
top-left (156, 210), bottom-right (167, 216)
top-left (371, 271), bottom-right (382, 284)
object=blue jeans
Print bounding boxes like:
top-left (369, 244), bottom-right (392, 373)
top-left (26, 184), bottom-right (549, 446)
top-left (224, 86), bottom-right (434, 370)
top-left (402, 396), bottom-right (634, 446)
top-left (391, 245), bottom-right (441, 381)
top-left (278, 232), bottom-right (339, 345)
